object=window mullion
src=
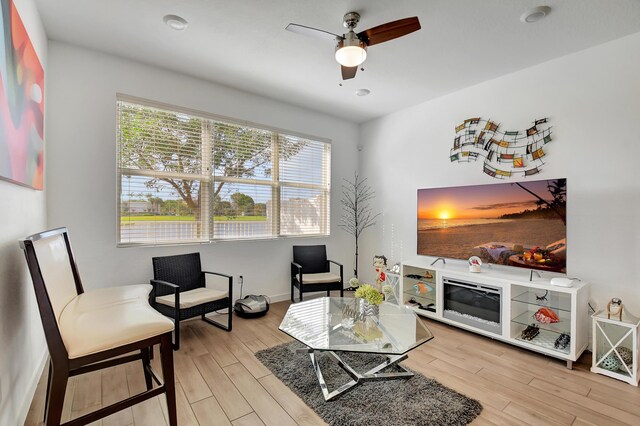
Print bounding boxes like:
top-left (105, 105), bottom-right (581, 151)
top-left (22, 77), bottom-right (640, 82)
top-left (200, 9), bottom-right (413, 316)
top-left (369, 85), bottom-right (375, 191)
top-left (272, 133), bottom-right (280, 237)
top-left (202, 120), bottom-right (212, 241)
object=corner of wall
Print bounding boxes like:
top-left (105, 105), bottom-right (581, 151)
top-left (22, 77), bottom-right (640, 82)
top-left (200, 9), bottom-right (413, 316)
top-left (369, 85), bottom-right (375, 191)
top-left (0, 1), bottom-right (49, 425)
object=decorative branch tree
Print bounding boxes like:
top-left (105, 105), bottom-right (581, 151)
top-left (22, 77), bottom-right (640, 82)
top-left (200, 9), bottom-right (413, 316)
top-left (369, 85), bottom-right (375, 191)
top-left (339, 173), bottom-right (380, 278)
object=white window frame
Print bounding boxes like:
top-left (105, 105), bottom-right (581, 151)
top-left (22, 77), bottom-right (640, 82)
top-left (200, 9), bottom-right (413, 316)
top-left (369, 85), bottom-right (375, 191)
top-left (116, 94), bottom-right (331, 246)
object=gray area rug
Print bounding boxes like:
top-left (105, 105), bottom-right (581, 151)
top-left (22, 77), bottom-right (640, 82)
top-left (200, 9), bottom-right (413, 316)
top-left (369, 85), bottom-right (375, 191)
top-left (255, 342), bottom-right (482, 426)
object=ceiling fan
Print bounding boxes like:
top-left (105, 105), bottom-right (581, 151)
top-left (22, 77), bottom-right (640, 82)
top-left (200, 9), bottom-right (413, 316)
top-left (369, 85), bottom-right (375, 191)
top-left (286, 12), bottom-right (421, 80)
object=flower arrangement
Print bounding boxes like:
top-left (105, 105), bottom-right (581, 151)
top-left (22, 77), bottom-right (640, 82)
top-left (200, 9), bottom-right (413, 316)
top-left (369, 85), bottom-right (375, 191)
top-left (354, 284), bottom-right (384, 305)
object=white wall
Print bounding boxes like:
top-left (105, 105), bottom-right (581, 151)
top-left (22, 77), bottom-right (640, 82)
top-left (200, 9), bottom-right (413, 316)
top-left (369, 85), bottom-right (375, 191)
top-left (0, 1), bottom-right (48, 425)
top-left (45, 42), bottom-right (359, 299)
top-left (359, 32), bottom-right (640, 314)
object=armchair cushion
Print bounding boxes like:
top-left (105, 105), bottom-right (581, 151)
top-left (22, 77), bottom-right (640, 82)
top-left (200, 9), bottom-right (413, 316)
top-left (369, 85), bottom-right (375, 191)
top-left (300, 272), bottom-right (341, 284)
top-left (59, 288), bottom-right (173, 359)
top-left (156, 287), bottom-right (229, 309)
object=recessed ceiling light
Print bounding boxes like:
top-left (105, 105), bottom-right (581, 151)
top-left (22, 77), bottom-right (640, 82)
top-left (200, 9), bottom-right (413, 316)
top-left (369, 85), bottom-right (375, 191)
top-left (163, 14), bottom-right (188, 31)
top-left (520, 6), bottom-right (551, 23)
top-left (355, 88), bottom-right (371, 97)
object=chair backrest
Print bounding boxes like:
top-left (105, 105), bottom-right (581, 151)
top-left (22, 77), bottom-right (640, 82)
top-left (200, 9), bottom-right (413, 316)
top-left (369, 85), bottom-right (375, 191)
top-left (152, 252), bottom-right (204, 293)
top-left (292, 245), bottom-right (328, 274)
top-left (20, 227), bottom-right (84, 359)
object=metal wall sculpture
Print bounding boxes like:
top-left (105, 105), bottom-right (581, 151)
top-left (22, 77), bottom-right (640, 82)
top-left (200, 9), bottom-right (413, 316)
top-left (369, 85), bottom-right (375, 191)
top-left (450, 117), bottom-right (552, 179)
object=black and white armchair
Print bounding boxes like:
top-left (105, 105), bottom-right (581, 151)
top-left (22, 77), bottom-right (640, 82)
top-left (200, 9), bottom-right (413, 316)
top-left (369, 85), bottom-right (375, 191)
top-left (291, 245), bottom-right (343, 302)
top-left (150, 252), bottom-right (232, 350)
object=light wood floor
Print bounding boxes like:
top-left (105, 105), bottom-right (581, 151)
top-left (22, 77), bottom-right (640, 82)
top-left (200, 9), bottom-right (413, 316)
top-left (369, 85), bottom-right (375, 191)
top-left (25, 300), bottom-right (640, 426)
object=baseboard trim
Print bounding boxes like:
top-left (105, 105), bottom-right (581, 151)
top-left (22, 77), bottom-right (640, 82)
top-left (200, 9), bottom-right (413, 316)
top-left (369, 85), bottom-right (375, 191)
top-left (269, 292), bottom-right (291, 303)
top-left (18, 349), bottom-right (48, 426)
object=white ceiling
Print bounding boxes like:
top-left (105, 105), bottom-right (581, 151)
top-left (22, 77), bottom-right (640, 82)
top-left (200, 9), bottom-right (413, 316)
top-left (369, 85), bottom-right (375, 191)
top-left (35, 0), bottom-right (640, 123)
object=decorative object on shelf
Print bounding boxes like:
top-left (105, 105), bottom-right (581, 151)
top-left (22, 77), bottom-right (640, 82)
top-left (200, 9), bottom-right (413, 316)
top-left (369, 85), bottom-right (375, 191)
top-left (534, 307), bottom-right (560, 324)
top-left (617, 347), bottom-right (633, 367)
top-left (408, 297), bottom-right (436, 312)
top-left (554, 333), bottom-right (571, 350)
top-left (535, 290), bottom-right (549, 301)
top-left (0, 0), bottom-right (46, 190)
top-left (450, 117), bottom-right (553, 179)
top-left (600, 353), bottom-right (622, 372)
top-left (468, 256), bottom-right (482, 273)
top-left (405, 272), bottom-right (433, 280)
top-left (413, 282), bottom-right (434, 294)
top-left (389, 262), bottom-right (401, 274)
top-left (405, 274), bottom-right (423, 279)
top-left (339, 173), bottom-right (380, 278)
top-left (607, 298), bottom-right (623, 320)
top-left (373, 254), bottom-right (387, 287)
top-left (521, 323), bottom-right (540, 341)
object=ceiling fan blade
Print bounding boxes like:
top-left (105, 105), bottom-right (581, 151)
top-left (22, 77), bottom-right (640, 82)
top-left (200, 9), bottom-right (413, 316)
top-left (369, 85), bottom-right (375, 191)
top-left (285, 23), bottom-right (342, 43)
top-left (357, 17), bottom-right (421, 46)
top-left (341, 65), bottom-right (358, 80)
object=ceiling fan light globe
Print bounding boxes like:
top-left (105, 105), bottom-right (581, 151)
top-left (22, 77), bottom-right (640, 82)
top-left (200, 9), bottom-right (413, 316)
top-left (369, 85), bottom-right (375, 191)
top-left (335, 46), bottom-right (367, 67)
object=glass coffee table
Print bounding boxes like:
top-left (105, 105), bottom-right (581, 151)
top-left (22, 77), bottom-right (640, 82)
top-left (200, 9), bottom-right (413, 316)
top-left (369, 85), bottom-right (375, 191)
top-left (279, 297), bottom-right (434, 400)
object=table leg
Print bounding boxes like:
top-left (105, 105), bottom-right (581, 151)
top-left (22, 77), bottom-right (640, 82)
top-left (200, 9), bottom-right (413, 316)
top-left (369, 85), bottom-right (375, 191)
top-left (309, 350), bottom-right (414, 401)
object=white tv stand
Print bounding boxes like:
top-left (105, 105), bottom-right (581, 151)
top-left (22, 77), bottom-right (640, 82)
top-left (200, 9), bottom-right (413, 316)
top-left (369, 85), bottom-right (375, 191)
top-left (401, 257), bottom-right (590, 368)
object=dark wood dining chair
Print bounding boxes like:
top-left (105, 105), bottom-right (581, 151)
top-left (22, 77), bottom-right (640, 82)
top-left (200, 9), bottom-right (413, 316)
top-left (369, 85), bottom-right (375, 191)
top-left (20, 227), bottom-right (177, 426)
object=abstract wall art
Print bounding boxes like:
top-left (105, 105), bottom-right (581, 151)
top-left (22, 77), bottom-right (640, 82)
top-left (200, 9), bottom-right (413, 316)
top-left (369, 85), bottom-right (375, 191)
top-left (450, 117), bottom-right (552, 179)
top-left (0, 0), bottom-right (45, 189)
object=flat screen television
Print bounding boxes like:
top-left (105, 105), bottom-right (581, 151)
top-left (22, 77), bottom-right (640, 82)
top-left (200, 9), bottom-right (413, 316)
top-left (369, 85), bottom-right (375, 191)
top-left (417, 178), bottom-right (566, 273)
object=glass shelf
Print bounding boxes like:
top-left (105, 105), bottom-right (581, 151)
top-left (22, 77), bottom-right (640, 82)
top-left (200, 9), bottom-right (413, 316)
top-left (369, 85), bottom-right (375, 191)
top-left (403, 266), bottom-right (436, 284)
top-left (512, 310), bottom-right (571, 335)
top-left (404, 302), bottom-right (436, 314)
top-left (514, 328), bottom-right (570, 355)
top-left (403, 265), bottom-right (437, 314)
top-left (511, 290), bottom-right (572, 312)
top-left (403, 290), bottom-right (436, 304)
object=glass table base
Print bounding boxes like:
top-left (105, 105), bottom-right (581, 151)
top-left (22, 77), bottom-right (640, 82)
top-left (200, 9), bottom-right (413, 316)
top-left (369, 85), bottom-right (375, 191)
top-left (296, 347), bottom-right (414, 401)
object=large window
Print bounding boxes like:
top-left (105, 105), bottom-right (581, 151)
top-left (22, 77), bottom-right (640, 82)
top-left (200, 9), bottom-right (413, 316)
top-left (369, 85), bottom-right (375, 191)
top-left (117, 97), bottom-right (330, 245)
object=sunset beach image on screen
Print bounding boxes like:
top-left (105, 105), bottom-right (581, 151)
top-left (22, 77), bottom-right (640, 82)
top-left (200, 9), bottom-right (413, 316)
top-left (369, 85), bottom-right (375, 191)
top-left (417, 179), bottom-right (566, 273)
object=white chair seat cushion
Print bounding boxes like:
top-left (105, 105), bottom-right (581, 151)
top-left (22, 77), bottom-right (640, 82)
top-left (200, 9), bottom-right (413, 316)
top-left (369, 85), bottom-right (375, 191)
top-left (68, 284), bottom-right (152, 313)
top-left (301, 272), bottom-right (341, 284)
top-left (156, 287), bottom-right (228, 309)
top-left (59, 296), bottom-right (173, 359)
